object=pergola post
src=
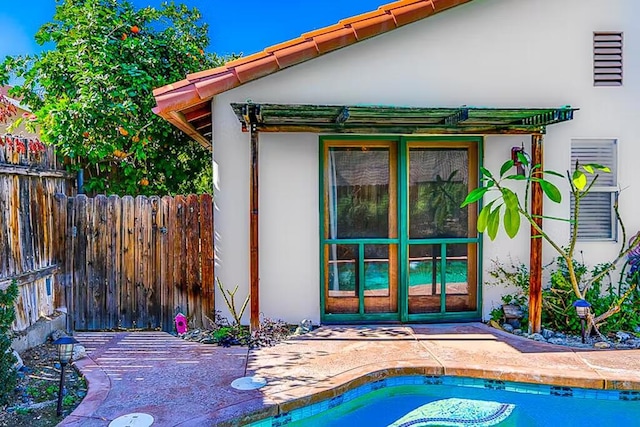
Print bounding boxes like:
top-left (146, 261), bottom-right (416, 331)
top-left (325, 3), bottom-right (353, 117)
top-left (249, 123), bottom-right (260, 331)
top-left (529, 133), bottom-right (544, 333)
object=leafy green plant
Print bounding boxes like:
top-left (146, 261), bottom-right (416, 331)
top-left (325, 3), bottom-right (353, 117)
top-left (1, 0), bottom-right (227, 195)
top-left (486, 259), bottom-right (529, 325)
top-left (544, 256), bottom-right (640, 335)
top-left (62, 394), bottom-right (77, 406)
top-left (0, 280), bottom-right (19, 406)
top-left (462, 153), bottom-right (639, 335)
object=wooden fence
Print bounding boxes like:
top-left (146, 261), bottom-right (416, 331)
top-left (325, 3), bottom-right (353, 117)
top-left (0, 136), bottom-right (76, 331)
top-left (55, 194), bottom-right (215, 331)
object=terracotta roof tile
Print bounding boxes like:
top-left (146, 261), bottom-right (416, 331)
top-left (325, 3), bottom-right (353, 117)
top-left (350, 12), bottom-right (397, 41)
top-left (313, 27), bottom-right (358, 54)
top-left (225, 51), bottom-right (270, 68)
top-left (233, 55), bottom-right (280, 83)
top-left (386, 1), bottom-right (437, 26)
top-left (153, 0), bottom-right (475, 137)
top-left (194, 72), bottom-right (241, 99)
top-left (273, 40), bottom-right (320, 69)
top-left (339, 9), bottom-right (389, 25)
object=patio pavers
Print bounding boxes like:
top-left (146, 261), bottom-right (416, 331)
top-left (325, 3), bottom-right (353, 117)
top-left (61, 324), bottom-right (640, 426)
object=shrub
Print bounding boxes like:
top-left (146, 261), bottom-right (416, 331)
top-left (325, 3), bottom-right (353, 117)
top-left (545, 256), bottom-right (640, 335)
top-left (0, 280), bottom-right (19, 406)
top-left (489, 257), bottom-right (640, 335)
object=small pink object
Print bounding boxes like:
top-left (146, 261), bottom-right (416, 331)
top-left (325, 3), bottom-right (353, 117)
top-left (175, 313), bottom-right (188, 335)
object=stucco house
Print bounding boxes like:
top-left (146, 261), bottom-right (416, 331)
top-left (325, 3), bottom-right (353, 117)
top-left (153, 0), bottom-right (637, 329)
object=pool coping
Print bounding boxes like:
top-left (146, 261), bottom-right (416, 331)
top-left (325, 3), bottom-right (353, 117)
top-left (215, 323), bottom-right (640, 426)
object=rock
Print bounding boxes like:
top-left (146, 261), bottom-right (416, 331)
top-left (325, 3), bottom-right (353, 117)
top-left (50, 329), bottom-right (68, 342)
top-left (548, 337), bottom-right (567, 346)
top-left (501, 323), bottom-right (514, 333)
top-left (542, 329), bottom-right (554, 339)
top-left (506, 319), bottom-right (521, 329)
top-left (627, 339), bottom-right (640, 349)
top-left (11, 350), bottom-right (23, 371)
top-left (553, 332), bottom-right (566, 339)
top-left (72, 344), bottom-right (87, 361)
top-left (513, 329), bottom-right (523, 336)
top-left (594, 341), bottom-right (611, 349)
top-left (530, 333), bottom-right (546, 342)
top-left (615, 331), bottom-right (631, 342)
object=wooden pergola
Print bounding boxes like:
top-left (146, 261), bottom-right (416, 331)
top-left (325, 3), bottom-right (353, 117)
top-left (230, 102), bottom-right (577, 332)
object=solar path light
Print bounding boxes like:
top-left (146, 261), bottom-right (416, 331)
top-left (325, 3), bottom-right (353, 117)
top-left (572, 299), bottom-right (591, 344)
top-left (53, 336), bottom-right (78, 417)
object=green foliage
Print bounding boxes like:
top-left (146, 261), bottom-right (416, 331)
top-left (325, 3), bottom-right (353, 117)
top-left (463, 153), bottom-right (638, 335)
top-left (0, 280), bottom-right (19, 406)
top-left (488, 257), bottom-right (640, 335)
top-left (544, 257), bottom-right (640, 335)
top-left (1, 0), bottom-right (225, 196)
top-left (486, 259), bottom-right (529, 325)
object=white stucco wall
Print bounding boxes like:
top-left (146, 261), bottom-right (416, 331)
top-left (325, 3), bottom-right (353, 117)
top-left (211, 0), bottom-right (639, 324)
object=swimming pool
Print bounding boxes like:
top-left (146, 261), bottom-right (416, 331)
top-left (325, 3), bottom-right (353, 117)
top-left (249, 375), bottom-right (640, 426)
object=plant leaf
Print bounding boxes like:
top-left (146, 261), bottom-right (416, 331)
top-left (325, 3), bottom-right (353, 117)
top-left (477, 200), bottom-right (495, 232)
top-left (503, 207), bottom-right (521, 238)
top-left (505, 174), bottom-right (527, 180)
top-left (517, 151), bottom-right (529, 167)
top-left (461, 186), bottom-right (488, 207)
top-left (584, 163), bottom-right (610, 173)
top-left (480, 167), bottom-right (494, 179)
top-left (539, 180), bottom-right (562, 203)
top-left (572, 170), bottom-right (587, 191)
top-left (500, 160), bottom-right (515, 178)
top-left (501, 188), bottom-right (519, 212)
top-left (487, 205), bottom-right (501, 240)
top-left (542, 170), bottom-right (564, 178)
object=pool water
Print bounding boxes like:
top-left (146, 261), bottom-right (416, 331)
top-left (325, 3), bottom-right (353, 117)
top-left (254, 377), bottom-right (640, 427)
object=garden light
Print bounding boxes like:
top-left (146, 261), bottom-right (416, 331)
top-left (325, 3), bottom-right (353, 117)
top-left (572, 299), bottom-right (591, 343)
top-left (53, 336), bottom-right (78, 417)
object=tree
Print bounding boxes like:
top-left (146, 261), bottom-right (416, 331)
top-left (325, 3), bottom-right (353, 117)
top-left (462, 154), bottom-right (639, 336)
top-left (1, 0), bottom-right (224, 195)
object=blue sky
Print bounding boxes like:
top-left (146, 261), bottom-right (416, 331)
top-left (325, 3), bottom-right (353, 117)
top-left (0, 0), bottom-right (384, 59)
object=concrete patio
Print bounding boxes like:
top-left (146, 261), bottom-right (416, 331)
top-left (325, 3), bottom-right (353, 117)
top-left (60, 323), bottom-right (640, 426)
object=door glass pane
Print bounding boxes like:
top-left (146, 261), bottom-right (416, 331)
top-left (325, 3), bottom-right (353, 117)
top-left (445, 244), bottom-right (477, 312)
top-left (408, 244), bottom-right (440, 314)
top-left (327, 244), bottom-right (358, 298)
top-left (364, 245), bottom-right (397, 313)
top-left (327, 147), bottom-right (390, 238)
top-left (409, 148), bottom-right (469, 238)
top-left (364, 245), bottom-right (390, 297)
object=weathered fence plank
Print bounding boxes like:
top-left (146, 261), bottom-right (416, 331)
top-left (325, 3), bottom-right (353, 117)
top-left (121, 195), bottom-right (136, 328)
top-left (200, 194), bottom-right (214, 322)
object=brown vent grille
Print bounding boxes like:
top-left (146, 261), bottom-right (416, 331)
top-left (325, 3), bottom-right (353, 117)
top-left (594, 32), bottom-right (623, 86)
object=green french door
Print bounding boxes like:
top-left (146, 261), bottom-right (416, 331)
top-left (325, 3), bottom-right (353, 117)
top-left (321, 136), bottom-right (482, 322)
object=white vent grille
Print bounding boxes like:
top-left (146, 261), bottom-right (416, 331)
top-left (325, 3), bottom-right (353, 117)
top-left (594, 32), bottom-right (623, 86)
top-left (571, 139), bottom-right (618, 240)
